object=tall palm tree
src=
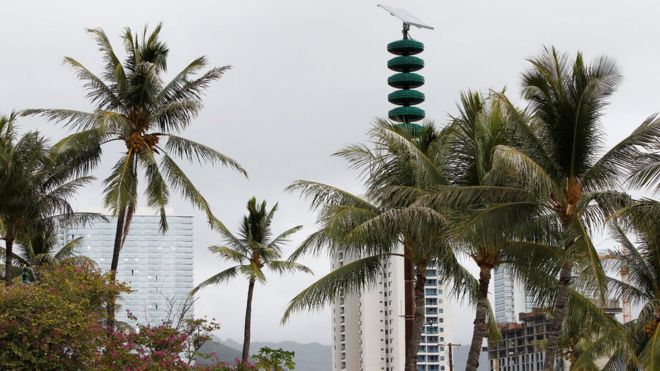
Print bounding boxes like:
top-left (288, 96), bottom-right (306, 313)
top-left (25, 24), bottom-right (246, 322)
top-left (605, 199), bottom-right (659, 369)
top-left (191, 197), bottom-right (311, 364)
top-left (283, 122), bottom-right (481, 371)
top-left (424, 91), bottom-right (548, 370)
top-left (482, 47), bottom-right (660, 370)
top-left (0, 114), bottom-right (93, 285)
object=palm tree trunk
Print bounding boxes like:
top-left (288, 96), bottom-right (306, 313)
top-left (242, 277), bottom-right (256, 364)
top-left (4, 232), bottom-right (14, 286)
top-left (404, 264), bottom-right (426, 371)
top-left (107, 205), bottom-right (127, 330)
top-left (466, 264), bottom-right (492, 371)
top-left (543, 261), bottom-right (572, 370)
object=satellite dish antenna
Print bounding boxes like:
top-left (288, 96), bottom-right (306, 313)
top-left (377, 4), bottom-right (433, 39)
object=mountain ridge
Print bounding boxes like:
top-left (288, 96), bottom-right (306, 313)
top-left (197, 337), bottom-right (331, 370)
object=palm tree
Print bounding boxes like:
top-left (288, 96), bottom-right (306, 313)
top-left (0, 114), bottom-right (93, 285)
top-left (25, 24), bottom-right (246, 322)
top-left (283, 122), bottom-right (481, 370)
top-left (482, 47), bottom-right (660, 370)
top-left (423, 91), bottom-right (545, 370)
top-left (191, 197), bottom-right (311, 364)
top-left (10, 213), bottom-right (104, 271)
top-left (604, 199), bottom-right (659, 369)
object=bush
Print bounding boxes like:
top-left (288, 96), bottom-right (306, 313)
top-left (100, 313), bottom-right (222, 370)
top-left (0, 263), bottom-right (289, 370)
top-left (0, 262), bottom-right (128, 369)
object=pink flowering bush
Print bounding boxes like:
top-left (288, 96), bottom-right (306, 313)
top-left (100, 322), bottom-right (191, 370)
top-left (99, 306), bottom-right (224, 369)
top-left (0, 263), bottom-right (290, 370)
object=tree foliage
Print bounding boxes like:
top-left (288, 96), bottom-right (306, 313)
top-left (0, 114), bottom-right (95, 285)
top-left (0, 262), bottom-right (128, 369)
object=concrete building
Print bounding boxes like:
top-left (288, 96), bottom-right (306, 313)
top-left (58, 210), bottom-right (194, 326)
top-left (488, 311), bottom-right (563, 371)
top-left (331, 250), bottom-right (452, 371)
top-left (489, 296), bottom-right (624, 371)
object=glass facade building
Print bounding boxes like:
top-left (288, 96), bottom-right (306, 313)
top-left (493, 267), bottom-right (532, 324)
top-left (58, 213), bottom-right (194, 325)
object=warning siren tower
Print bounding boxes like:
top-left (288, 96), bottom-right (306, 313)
top-left (378, 4), bottom-right (434, 126)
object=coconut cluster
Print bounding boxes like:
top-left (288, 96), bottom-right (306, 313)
top-left (125, 133), bottom-right (159, 152)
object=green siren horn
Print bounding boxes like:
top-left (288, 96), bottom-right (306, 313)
top-left (378, 4), bottom-right (433, 124)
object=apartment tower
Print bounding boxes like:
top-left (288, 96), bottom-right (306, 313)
top-left (331, 251), bottom-right (452, 371)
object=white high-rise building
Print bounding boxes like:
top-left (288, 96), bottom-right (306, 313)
top-left (58, 210), bottom-right (194, 325)
top-left (493, 267), bottom-right (532, 324)
top-left (331, 250), bottom-right (452, 371)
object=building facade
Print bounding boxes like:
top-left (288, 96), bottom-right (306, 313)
top-left (489, 300), bottom-right (624, 371)
top-left (488, 311), bottom-right (562, 371)
top-left (58, 211), bottom-right (194, 326)
top-left (493, 267), bottom-right (533, 324)
top-left (331, 250), bottom-right (452, 371)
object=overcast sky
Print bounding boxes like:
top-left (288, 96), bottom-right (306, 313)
top-left (2, 0), bottom-right (659, 346)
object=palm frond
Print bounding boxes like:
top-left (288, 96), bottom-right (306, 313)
top-left (161, 134), bottom-right (246, 175)
top-left (417, 185), bottom-right (534, 211)
top-left (626, 152), bottom-right (660, 193)
top-left (209, 217), bottom-right (245, 252)
top-left (138, 149), bottom-right (169, 231)
top-left (190, 265), bottom-right (240, 296)
top-left (22, 108), bottom-right (125, 131)
top-left (50, 128), bottom-right (112, 177)
top-left (63, 57), bottom-right (124, 111)
top-left (571, 219), bottom-right (608, 303)
top-left (103, 153), bottom-right (138, 215)
top-left (287, 229), bottom-right (342, 262)
top-left (240, 262), bottom-right (266, 284)
top-left (208, 245), bottom-right (247, 264)
top-left (489, 145), bottom-right (562, 200)
top-left (281, 254), bottom-right (388, 323)
top-left (85, 27), bottom-right (128, 89)
top-left (584, 114), bottom-right (660, 191)
top-left (157, 56), bottom-right (207, 102)
top-left (287, 180), bottom-right (378, 212)
top-left (492, 92), bottom-right (561, 177)
top-left (577, 191), bottom-right (631, 232)
top-left (160, 153), bottom-right (212, 220)
top-left (53, 237), bottom-right (83, 260)
top-left (268, 260), bottom-right (313, 275)
top-left (367, 120), bottom-right (447, 187)
top-left (268, 225), bottom-right (303, 250)
top-left (156, 66), bottom-right (231, 131)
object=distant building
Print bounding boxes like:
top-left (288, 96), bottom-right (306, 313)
top-left (491, 252), bottom-right (629, 370)
top-left (331, 250), bottom-right (452, 371)
top-left (488, 311), bottom-right (563, 371)
top-left (493, 267), bottom-right (533, 324)
top-left (494, 250), bottom-right (632, 325)
top-left (452, 345), bottom-right (489, 371)
top-left (58, 210), bottom-right (194, 325)
top-left (489, 294), bottom-right (624, 371)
